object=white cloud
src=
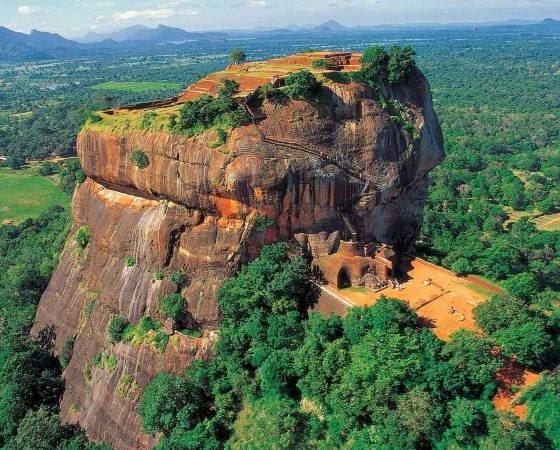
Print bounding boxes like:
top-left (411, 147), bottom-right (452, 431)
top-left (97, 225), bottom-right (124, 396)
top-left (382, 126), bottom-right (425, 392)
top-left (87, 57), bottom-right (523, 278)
top-left (112, 7), bottom-right (200, 22)
top-left (112, 9), bottom-right (175, 22)
top-left (241, 0), bottom-right (267, 7)
top-left (17, 5), bottom-right (41, 15)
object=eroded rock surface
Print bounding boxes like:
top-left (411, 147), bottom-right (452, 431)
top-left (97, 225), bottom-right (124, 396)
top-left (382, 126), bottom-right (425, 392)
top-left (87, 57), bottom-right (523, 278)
top-left (33, 61), bottom-right (443, 449)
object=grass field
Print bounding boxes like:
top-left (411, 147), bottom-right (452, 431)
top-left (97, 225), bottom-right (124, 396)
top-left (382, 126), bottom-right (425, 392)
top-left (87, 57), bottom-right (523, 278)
top-left (503, 206), bottom-right (560, 232)
top-left (90, 81), bottom-right (182, 92)
top-left (0, 167), bottom-right (70, 224)
top-left (534, 213), bottom-right (560, 231)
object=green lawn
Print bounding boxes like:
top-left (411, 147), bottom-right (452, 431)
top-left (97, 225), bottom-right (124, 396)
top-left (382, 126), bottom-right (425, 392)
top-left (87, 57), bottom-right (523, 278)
top-left (0, 167), bottom-right (70, 224)
top-left (90, 81), bottom-right (182, 92)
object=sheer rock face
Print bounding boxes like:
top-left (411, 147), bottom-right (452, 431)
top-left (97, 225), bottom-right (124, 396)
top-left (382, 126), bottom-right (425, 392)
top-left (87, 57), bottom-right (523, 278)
top-left (32, 69), bottom-right (443, 449)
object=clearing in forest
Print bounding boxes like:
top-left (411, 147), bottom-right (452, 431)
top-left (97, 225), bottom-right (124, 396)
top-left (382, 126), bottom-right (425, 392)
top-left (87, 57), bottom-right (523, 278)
top-left (90, 81), bottom-right (183, 92)
top-left (319, 257), bottom-right (501, 341)
top-left (0, 167), bottom-right (70, 224)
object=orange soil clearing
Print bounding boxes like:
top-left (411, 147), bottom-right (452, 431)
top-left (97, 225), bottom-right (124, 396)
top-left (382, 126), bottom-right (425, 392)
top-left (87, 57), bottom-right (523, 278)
top-left (334, 257), bottom-right (500, 341)
top-left (178, 51), bottom-right (361, 102)
top-left (492, 358), bottom-right (540, 419)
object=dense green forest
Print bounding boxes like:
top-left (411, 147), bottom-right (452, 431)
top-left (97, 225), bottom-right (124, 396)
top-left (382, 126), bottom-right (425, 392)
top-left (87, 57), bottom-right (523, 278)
top-left (138, 243), bottom-right (559, 448)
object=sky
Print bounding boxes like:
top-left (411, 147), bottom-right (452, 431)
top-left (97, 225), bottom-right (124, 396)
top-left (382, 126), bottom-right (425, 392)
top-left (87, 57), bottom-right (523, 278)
top-left (1, 0), bottom-right (558, 37)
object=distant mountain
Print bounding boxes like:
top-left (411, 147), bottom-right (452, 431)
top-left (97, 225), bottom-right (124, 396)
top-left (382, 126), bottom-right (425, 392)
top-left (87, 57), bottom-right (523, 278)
top-left (81, 24), bottom-right (150, 43)
top-left (79, 24), bottom-right (226, 44)
top-left (312, 20), bottom-right (350, 32)
top-left (0, 26), bottom-right (80, 60)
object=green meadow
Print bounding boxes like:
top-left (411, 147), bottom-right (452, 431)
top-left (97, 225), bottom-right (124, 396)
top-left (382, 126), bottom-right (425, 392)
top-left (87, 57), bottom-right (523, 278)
top-left (90, 81), bottom-right (182, 92)
top-left (0, 167), bottom-right (70, 224)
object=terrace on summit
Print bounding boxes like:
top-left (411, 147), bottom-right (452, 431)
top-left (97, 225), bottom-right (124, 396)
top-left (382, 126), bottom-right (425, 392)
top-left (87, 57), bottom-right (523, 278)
top-left (84, 51), bottom-right (362, 133)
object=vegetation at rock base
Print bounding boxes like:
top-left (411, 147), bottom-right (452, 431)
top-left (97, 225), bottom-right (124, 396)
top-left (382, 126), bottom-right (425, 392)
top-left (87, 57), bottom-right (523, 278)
top-left (130, 149), bottom-right (150, 169)
top-left (0, 207), bottom-right (108, 448)
top-left (139, 243), bottom-right (558, 449)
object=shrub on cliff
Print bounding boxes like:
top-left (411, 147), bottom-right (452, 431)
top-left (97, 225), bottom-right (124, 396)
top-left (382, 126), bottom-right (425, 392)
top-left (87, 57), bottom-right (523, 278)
top-left (170, 270), bottom-right (189, 289)
top-left (107, 315), bottom-right (129, 343)
top-left (283, 70), bottom-right (322, 100)
top-left (130, 149), bottom-right (149, 169)
top-left (74, 226), bottom-right (91, 250)
top-left (159, 293), bottom-right (186, 323)
top-left (59, 336), bottom-right (75, 369)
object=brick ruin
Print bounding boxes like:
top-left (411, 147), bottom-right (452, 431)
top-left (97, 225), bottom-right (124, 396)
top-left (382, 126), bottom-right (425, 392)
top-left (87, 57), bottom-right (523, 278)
top-left (311, 213), bottom-right (398, 291)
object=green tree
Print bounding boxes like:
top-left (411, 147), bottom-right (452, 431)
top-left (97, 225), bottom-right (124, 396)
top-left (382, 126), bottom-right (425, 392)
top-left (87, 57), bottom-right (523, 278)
top-left (284, 70), bottom-right (322, 100)
top-left (159, 293), bottom-right (186, 323)
top-left (502, 273), bottom-right (538, 302)
top-left (387, 46), bottom-right (417, 84)
top-left (312, 59), bottom-right (328, 69)
top-left (359, 46), bottom-right (389, 82)
top-left (441, 398), bottom-right (491, 448)
top-left (139, 372), bottom-right (186, 435)
top-left (474, 294), bottom-right (530, 335)
top-left (442, 330), bottom-right (502, 396)
top-left (522, 375), bottom-right (560, 449)
top-left (493, 318), bottom-right (551, 368)
top-left (481, 413), bottom-right (552, 449)
top-left (13, 407), bottom-right (73, 450)
top-left (170, 271), bottom-right (189, 289)
top-left (229, 49), bottom-right (247, 65)
top-left (228, 395), bottom-right (308, 449)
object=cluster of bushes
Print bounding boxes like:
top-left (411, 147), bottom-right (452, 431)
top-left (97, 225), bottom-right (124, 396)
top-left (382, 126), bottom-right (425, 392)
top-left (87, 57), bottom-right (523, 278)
top-left (138, 243), bottom-right (555, 448)
top-left (359, 45), bottom-right (417, 85)
top-left (473, 292), bottom-right (556, 369)
top-left (174, 79), bottom-right (250, 135)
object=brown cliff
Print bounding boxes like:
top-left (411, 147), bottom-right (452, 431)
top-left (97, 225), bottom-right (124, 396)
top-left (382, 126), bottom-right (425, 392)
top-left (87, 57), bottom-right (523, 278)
top-left (32, 52), bottom-right (444, 449)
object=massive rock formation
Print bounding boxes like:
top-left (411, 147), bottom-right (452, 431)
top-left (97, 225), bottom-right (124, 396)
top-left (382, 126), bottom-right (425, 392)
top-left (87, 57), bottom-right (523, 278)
top-left (32, 53), bottom-right (443, 449)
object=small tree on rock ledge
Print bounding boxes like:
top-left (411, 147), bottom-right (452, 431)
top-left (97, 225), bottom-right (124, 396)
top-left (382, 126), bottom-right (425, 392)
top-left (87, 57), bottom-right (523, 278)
top-left (130, 149), bottom-right (149, 169)
top-left (230, 49), bottom-right (247, 65)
